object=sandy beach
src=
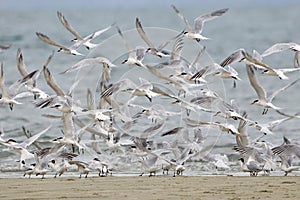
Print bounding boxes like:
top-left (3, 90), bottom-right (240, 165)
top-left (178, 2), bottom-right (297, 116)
top-left (0, 176), bottom-right (299, 200)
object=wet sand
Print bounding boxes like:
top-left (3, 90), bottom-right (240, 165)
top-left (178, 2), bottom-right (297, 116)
top-left (0, 176), bottom-right (299, 200)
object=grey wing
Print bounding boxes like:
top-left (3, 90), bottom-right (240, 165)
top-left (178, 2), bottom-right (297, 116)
top-left (237, 112), bottom-right (249, 146)
top-left (0, 63), bottom-right (9, 98)
top-left (36, 32), bottom-right (66, 50)
top-left (272, 144), bottom-right (300, 158)
top-left (100, 82), bottom-right (121, 98)
top-left (135, 18), bottom-right (155, 48)
top-left (16, 48), bottom-right (29, 77)
top-left (8, 70), bottom-right (38, 97)
top-left (136, 47), bottom-right (145, 61)
top-left (247, 161), bottom-right (261, 171)
top-left (86, 88), bottom-right (95, 110)
top-left (171, 4), bottom-right (193, 32)
top-left (193, 128), bottom-right (204, 143)
top-left (294, 51), bottom-right (300, 67)
top-left (92, 23), bottom-right (114, 38)
top-left (194, 8), bottom-right (229, 34)
top-left (61, 58), bottom-right (92, 74)
top-left (0, 44), bottom-right (11, 50)
top-left (43, 66), bottom-right (65, 97)
top-left (21, 126), bottom-right (51, 148)
top-left (190, 46), bottom-right (206, 68)
top-left (57, 11), bottom-right (83, 40)
top-left (161, 127), bottom-right (184, 137)
top-left (142, 122), bottom-right (164, 138)
top-left (220, 49), bottom-right (244, 67)
top-left (157, 30), bottom-right (184, 52)
top-left (170, 35), bottom-right (184, 61)
top-left (100, 63), bottom-right (112, 89)
top-left (246, 65), bottom-right (267, 101)
top-left (116, 26), bottom-right (134, 55)
top-left (269, 78), bottom-right (300, 102)
top-left (261, 43), bottom-right (296, 57)
top-left (35, 51), bottom-right (55, 81)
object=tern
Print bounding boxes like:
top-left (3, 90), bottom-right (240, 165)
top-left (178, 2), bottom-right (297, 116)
top-left (1, 126), bottom-right (51, 164)
top-left (171, 5), bottom-right (228, 42)
top-left (0, 44), bottom-right (11, 52)
top-left (69, 160), bottom-right (91, 178)
top-left (246, 65), bottom-right (300, 114)
top-left (0, 63), bottom-right (37, 110)
top-left (16, 48), bottom-right (51, 99)
top-left (233, 145), bottom-right (266, 176)
top-left (116, 26), bottom-right (145, 67)
top-left (272, 144), bottom-right (300, 176)
top-left (136, 17), bottom-right (184, 57)
top-left (136, 17), bottom-right (170, 57)
top-left (57, 11), bottom-right (114, 49)
top-left (36, 32), bottom-right (87, 56)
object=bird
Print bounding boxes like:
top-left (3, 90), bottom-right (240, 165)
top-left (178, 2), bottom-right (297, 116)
top-left (233, 145), bottom-right (266, 176)
top-left (220, 49), bottom-right (274, 71)
top-left (135, 17), bottom-right (171, 57)
top-left (171, 5), bottom-right (229, 42)
top-left (16, 48), bottom-right (51, 99)
top-left (42, 66), bottom-right (86, 153)
top-left (0, 44), bottom-right (11, 52)
top-left (246, 64), bottom-right (300, 114)
top-left (138, 154), bottom-right (161, 176)
top-left (272, 143), bottom-right (300, 176)
top-left (42, 151), bottom-right (78, 178)
top-left (0, 63), bottom-right (37, 110)
top-left (69, 160), bottom-right (91, 178)
top-left (116, 26), bottom-right (145, 67)
top-left (213, 65), bottom-right (241, 87)
top-left (248, 112), bottom-right (300, 135)
top-left (1, 126), bottom-right (51, 163)
top-left (122, 78), bottom-right (160, 102)
top-left (36, 32), bottom-right (87, 56)
top-left (57, 11), bottom-right (114, 49)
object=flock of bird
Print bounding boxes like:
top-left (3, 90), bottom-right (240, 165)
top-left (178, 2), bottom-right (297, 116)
top-left (1, 5), bottom-right (300, 179)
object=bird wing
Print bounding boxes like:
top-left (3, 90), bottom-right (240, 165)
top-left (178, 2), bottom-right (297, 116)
top-left (170, 35), bottom-right (184, 61)
top-left (57, 11), bottom-right (83, 40)
top-left (43, 66), bottom-right (65, 97)
top-left (269, 78), bottom-right (300, 102)
top-left (135, 18), bottom-right (155, 48)
top-left (8, 70), bottom-right (38, 97)
top-left (21, 126), bottom-right (51, 148)
top-left (36, 32), bottom-right (68, 51)
top-left (16, 48), bottom-right (29, 77)
top-left (220, 49), bottom-right (245, 67)
top-left (194, 8), bottom-right (229, 34)
top-left (261, 42), bottom-right (297, 57)
top-left (116, 26), bottom-right (135, 58)
top-left (171, 5), bottom-right (193, 32)
top-left (0, 63), bottom-right (9, 98)
top-left (246, 65), bottom-right (267, 101)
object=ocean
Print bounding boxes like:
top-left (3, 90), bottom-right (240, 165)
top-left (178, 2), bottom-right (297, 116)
top-left (1, 1), bottom-right (300, 177)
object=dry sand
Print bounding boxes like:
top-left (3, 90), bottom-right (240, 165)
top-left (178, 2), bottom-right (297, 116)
top-left (0, 176), bottom-right (299, 200)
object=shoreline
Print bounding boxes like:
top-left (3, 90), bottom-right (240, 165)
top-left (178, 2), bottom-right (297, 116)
top-left (1, 176), bottom-right (299, 199)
